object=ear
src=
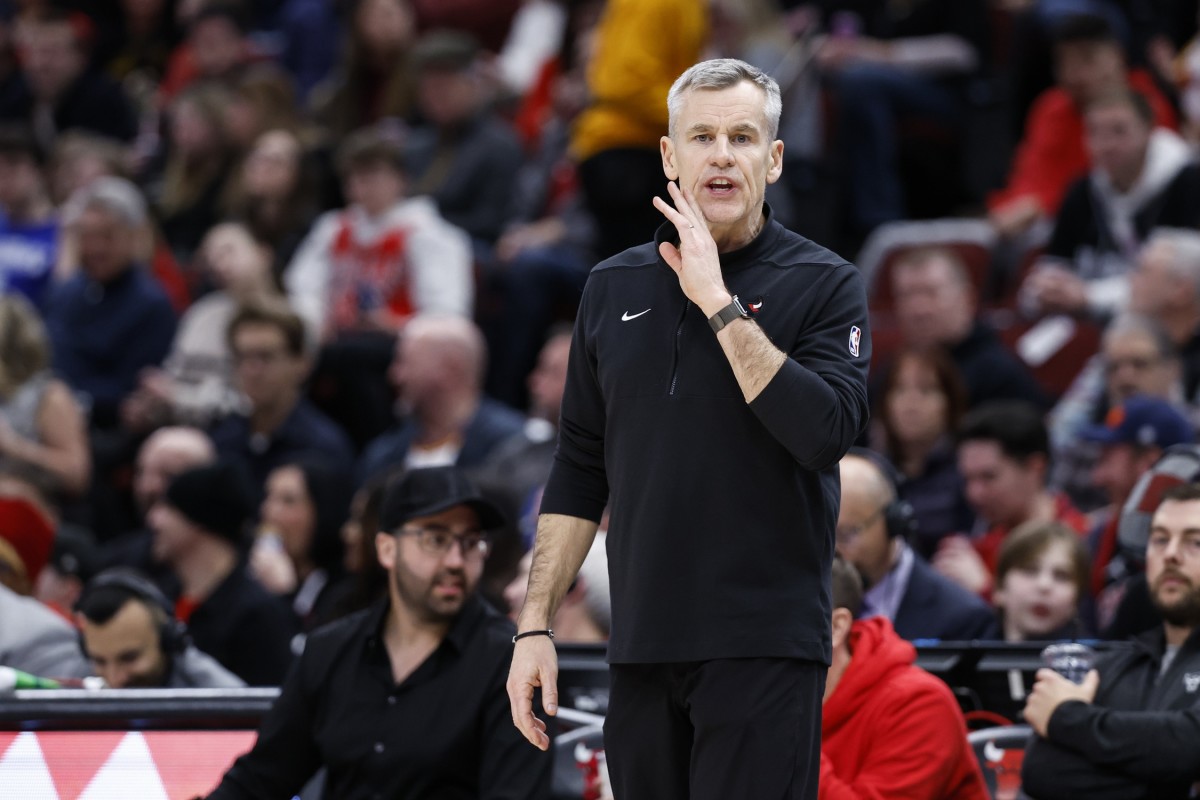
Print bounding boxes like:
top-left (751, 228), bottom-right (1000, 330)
top-left (766, 139), bottom-right (784, 185)
top-left (375, 532), bottom-right (396, 571)
top-left (831, 607), bottom-right (854, 650)
top-left (660, 135), bottom-right (678, 181)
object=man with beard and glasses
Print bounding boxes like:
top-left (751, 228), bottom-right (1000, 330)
top-left (1020, 482), bottom-right (1200, 800)
top-left (206, 466), bottom-right (551, 800)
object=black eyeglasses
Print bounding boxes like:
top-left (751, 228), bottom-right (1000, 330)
top-left (396, 525), bottom-right (491, 560)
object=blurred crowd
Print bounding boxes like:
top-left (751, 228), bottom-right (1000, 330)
top-left (0, 0), bottom-right (1197, 728)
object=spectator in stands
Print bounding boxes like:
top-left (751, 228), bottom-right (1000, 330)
top-left (286, 123), bottom-right (472, 340)
top-left (92, 0), bottom-right (179, 84)
top-left (158, 3), bottom-right (256, 105)
top-left (890, 246), bottom-right (1049, 409)
top-left (0, 489), bottom-right (57, 597)
top-left (872, 345), bottom-right (974, 555)
top-left (335, 470), bottom-right (391, 615)
top-left (34, 525), bottom-right (99, 620)
top-left (814, 0), bottom-right (987, 237)
top-left (221, 128), bottom-right (317, 276)
top-left (359, 314), bottom-right (525, 481)
top-left (100, 425), bottom-right (215, 574)
top-left (0, 9), bottom-right (138, 150)
top-left (1129, 228), bottom-right (1200, 407)
top-left (0, 125), bottom-right (59, 307)
top-left (1049, 314), bottom-right (1187, 511)
top-left (0, 581), bottom-right (89, 679)
top-left (122, 221), bottom-right (277, 433)
top-left (1021, 89), bottom-right (1200, 321)
top-left (209, 298), bottom-right (354, 496)
top-left (310, 0), bottom-right (419, 140)
top-left (149, 460), bottom-right (296, 685)
top-left (935, 402), bottom-right (1089, 597)
top-left (819, 556), bottom-right (989, 799)
top-left (837, 452), bottom-right (996, 642)
top-left (1021, 482), bottom-right (1200, 800)
top-left (222, 64), bottom-right (303, 154)
top-left (569, 0), bottom-right (708, 259)
top-left (276, 0), bottom-right (341, 103)
top-left (993, 520), bottom-right (1090, 642)
top-left (47, 131), bottom-right (129, 207)
top-left (989, 14), bottom-right (1177, 239)
top-left (504, 530), bottom-right (608, 643)
top-left (405, 30), bottom-right (522, 253)
top-left (76, 567), bottom-right (243, 688)
top-left (0, 294), bottom-right (91, 496)
top-left (44, 176), bottom-right (176, 431)
top-left (1080, 396), bottom-right (1193, 617)
top-left (250, 457), bottom-right (353, 632)
top-left (475, 326), bottom-right (572, 533)
top-left (205, 466), bottom-right (552, 798)
top-left (152, 82), bottom-right (237, 263)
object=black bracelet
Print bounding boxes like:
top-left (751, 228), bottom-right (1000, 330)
top-left (512, 629), bottom-right (554, 644)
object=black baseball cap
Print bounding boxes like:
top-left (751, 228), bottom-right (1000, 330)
top-left (378, 467), bottom-right (506, 531)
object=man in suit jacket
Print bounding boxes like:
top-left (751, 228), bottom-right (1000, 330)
top-left (838, 453), bottom-right (997, 641)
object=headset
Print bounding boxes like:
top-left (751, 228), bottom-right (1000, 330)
top-left (847, 447), bottom-right (919, 541)
top-left (75, 568), bottom-right (190, 658)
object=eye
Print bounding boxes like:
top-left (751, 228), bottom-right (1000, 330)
top-left (426, 530), bottom-right (453, 550)
top-left (693, 133), bottom-right (711, 143)
top-left (734, 134), bottom-right (750, 144)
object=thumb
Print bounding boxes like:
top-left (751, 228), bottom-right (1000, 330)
top-left (1083, 669), bottom-right (1100, 693)
top-left (658, 241), bottom-right (682, 273)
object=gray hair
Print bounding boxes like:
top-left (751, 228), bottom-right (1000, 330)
top-left (65, 176), bottom-right (148, 228)
top-left (667, 58), bottom-right (782, 140)
top-left (1145, 227), bottom-right (1200, 298)
top-left (576, 533), bottom-right (610, 636)
top-left (1102, 313), bottom-right (1178, 361)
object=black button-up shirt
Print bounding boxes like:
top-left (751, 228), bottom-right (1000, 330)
top-left (207, 594), bottom-right (552, 799)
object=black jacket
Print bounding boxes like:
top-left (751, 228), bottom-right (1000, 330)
top-left (541, 208), bottom-right (871, 664)
top-left (894, 555), bottom-right (998, 642)
top-left (1022, 626), bottom-right (1200, 799)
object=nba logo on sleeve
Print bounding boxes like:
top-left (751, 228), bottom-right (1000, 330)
top-left (848, 326), bottom-right (861, 357)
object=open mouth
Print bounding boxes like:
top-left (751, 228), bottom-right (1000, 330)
top-left (706, 178), bottom-right (735, 195)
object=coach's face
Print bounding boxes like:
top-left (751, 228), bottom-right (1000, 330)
top-left (660, 80), bottom-right (783, 251)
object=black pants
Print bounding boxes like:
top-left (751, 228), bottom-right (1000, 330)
top-left (604, 658), bottom-right (825, 800)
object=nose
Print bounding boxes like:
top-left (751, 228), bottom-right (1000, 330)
top-left (710, 136), bottom-right (734, 166)
top-left (442, 539), bottom-right (467, 567)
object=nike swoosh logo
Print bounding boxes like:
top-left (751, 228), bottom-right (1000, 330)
top-left (621, 309), bottom-right (651, 321)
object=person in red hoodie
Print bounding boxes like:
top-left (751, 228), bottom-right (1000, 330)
top-left (821, 556), bottom-right (989, 800)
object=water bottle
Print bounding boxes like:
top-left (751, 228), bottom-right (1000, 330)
top-left (0, 666), bottom-right (60, 692)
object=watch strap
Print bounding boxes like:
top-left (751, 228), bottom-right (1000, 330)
top-left (708, 296), bottom-right (750, 333)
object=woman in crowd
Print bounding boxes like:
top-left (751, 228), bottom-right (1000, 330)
top-left (873, 346), bottom-right (974, 558)
top-left (252, 457), bottom-right (353, 631)
top-left (120, 221), bottom-right (278, 432)
top-left (336, 471), bottom-right (391, 615)
top-left (992, 520), bottom-right (1091, 642)
top-left (0, 295), bottom-right (91, 497)
top-left (221, 128), bottom-right (319, 276)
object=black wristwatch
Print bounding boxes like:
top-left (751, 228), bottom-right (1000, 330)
top-left (708, 295), bottom-right (751, 333)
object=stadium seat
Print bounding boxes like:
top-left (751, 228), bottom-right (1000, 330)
top-left (968, 723), bottom-right (1033, 800)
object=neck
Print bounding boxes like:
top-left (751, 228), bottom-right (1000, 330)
top-left (176, 540), bottom-right (238, 601)
top-left (1015, 490), bottom-right (1056, 529)
top-left (713, 211), bottom-right (764, 254)
top-left (1165, 622), bottom-right (1194, 648)
top-left (1003, 615), bottom-right (1025, 643)
top-left (250, 390), bottom-right (299, 435)
top-left (898, 436), bottom-right (938, 477)
top-left (383, 595), bottom-right (451, 652)
top-left (1162, 306), bottom-right (1200, 347)
top-left (416, 392), bottom-right (478, 445)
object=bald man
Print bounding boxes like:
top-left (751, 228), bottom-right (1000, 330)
top-left (100, 426), bottom-right (217, 584)
top-left (359, 314), bottom-right (526, 483)
top-left (836, 453), bottom-right (997, 642)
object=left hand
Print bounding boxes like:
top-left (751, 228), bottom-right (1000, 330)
top-left (652, 182), bottom-right (731, 317)
top-left (1023, 668), bottom-right (1099, 737)
top-left (932, 535), bottom-right (992, 596)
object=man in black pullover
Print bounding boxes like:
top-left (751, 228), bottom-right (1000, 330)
top-left (507, 58), bottom-right (870, 800)
top-left (1021, 481), bottom-right (1200, 799)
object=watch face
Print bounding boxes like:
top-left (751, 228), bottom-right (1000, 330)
top-left (732, 296), bottom-right (749, 317)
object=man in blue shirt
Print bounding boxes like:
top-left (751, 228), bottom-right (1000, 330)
top-left (0, 126), bottom-right (58, 308)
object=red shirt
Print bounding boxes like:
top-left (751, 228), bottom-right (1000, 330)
top-left (821, 617), bottom-right (989, 800)
top-left (973, 492), bottom-right (1090, 581)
